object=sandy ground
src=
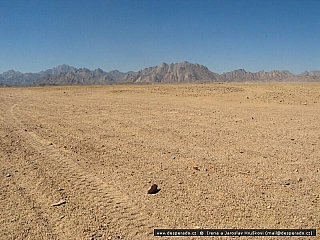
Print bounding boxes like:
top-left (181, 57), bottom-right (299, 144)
top-left (0, 83), bottom-right (319, 240)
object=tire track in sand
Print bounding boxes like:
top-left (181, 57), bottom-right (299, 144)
top-left (9, 103), bottom-right (161, 239)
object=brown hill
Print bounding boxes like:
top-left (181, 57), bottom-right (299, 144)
top-left (121, 61), bottom-right (220, 83)
top-left (220, 69), bottom-right (294, 81)
top-left (35, 68), bottom-right (116, 85)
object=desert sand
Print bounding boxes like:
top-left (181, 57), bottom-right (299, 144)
top-left (0, 83), bottom-right (319, 239)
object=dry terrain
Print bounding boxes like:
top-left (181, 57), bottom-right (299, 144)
top-left (0, 83), bottom-right (319, 239)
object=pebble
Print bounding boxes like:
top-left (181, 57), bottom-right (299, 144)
top-left (51, 200), bottom-right (66, 207)
top-left (267, 206), bottom-right (271, 209)
top-left (147, 184), bottom-right (159, 194)
top-left (6, 174), bottom-right (11, 177)
top-left (193, 166), bottom-right (200, 171)
top-left (297, 178), bottom-right (303, 182)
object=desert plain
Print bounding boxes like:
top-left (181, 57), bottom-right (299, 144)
top-left (0, 83), bottom-right (319, 239)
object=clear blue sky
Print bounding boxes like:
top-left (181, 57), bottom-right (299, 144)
top-left (0, 0), bottom-right (319, 74)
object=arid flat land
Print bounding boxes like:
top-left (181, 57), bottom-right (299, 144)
top-left (0, 83), bottom-right (319, 239)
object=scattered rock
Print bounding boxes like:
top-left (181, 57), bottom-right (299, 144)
top-left (49, 143), bottom-right (53, 145)
top-left (297, 178), bottom-right (303, 182)
top-left (173, 157), bottom-right (176, 159)
top-left (51, 200), bottom-right (66, 207)
top-left (59, 215), bottom-right (65, 219)
top-left (97, 233), bottom-right (102, 237)
top-left (240, 151), bottom-right (244, 154)
top-left (193, 166), bottom-right (200, 171)
top-left (25, 129), bottom-right (27, 132)
top-left (6, 174), bottom-right (11, 177)
top-left (267, 205), bottom-right (271, 209)
top-left (147, 184), bottom-right (159, 194)
top-left (291, 138), bottom-right (295, 141)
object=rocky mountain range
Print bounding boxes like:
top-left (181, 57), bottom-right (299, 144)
top-left (0, 62), bottom-right (319, 87)
top-left (299, 70), bottom-right (320, 77)
top-left (220, 69), bottom-right (294, 81)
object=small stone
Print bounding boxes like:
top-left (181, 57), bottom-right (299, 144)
top-left (267, 206), bottom-right (271, 209)
top-left (59, 215), bottom-right (65, 219)
top-left (25, 129), bottom-right (27, 132)
top-left (193, 166), bottom-right (200, 171)
top-left (108, 237), bottom-right (112, 240)
top-left (297, 178), bottom-right (303, 182)
top-left (97, 233), bottom-right (102, 237)
top-left (240, 151), bottom-right (244, 154)
top-left (6, 174), bottom-right (11, 177)
top-left (173, 157), bottom-right (176, 159)
top-left (49, 143), bottom-right (53, 145)
top-left (51, 200), bottom-right (66, 207)
top-left (147, 184), bottom-right (159, 194)
top-left (291, 138), bottom-right (295, 141)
